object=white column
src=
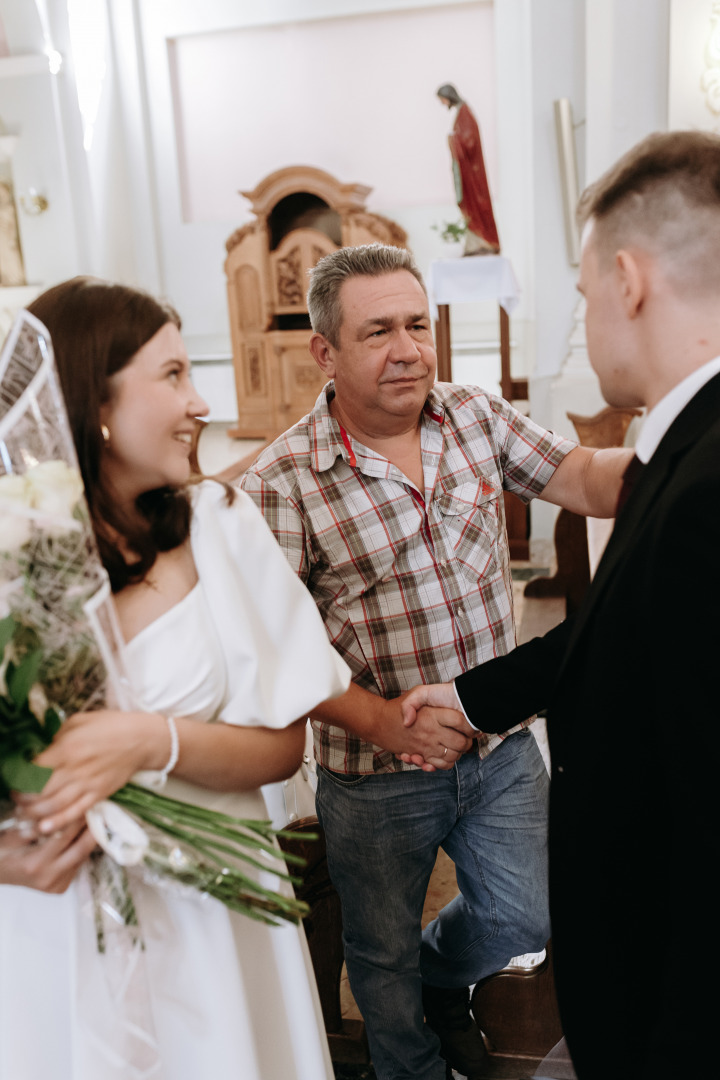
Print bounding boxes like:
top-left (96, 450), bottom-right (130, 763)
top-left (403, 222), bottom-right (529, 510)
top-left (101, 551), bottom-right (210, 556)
top-left (552, 0), bottom-right (671, 411)
top-left (529, 0), bottom-right (670, 550)
top-left (585, 0), bottom-right (670, 185)
top-left (585, 0), bottom-right (616, 184)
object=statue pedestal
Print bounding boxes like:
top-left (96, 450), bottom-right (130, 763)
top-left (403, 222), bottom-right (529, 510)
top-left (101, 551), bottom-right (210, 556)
top-left (427, 255), bottom-right (523, 397)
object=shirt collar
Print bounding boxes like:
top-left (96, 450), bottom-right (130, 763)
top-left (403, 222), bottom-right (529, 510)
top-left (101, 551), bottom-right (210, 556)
top-left (423, 387), bottom-right (446, 425)
top-left (308, 383), bottom-right (345, 473)
top-left (635, 356), bottom-right (720, 463)
top-left (308, 382), bottom-right (446, 473)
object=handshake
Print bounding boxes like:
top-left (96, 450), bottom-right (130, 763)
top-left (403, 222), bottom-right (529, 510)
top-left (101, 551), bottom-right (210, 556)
top-left (395, 681), bottom-right (478, 771)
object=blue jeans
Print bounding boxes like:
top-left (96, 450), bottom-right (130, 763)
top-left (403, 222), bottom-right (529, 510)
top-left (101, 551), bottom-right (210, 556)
top-left (315, 730), bottom-right (550, 1080)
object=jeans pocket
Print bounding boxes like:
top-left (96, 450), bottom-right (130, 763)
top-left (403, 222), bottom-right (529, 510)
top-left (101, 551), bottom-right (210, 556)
top-left (317, 765), bottom-right (370, 789)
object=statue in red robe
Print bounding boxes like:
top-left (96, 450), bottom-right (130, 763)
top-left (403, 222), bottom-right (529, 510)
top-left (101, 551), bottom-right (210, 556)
top-left (437, 83), bottom-right (500, 255)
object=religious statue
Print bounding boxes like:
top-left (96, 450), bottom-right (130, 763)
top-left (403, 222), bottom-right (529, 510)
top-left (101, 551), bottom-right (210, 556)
top-left (437, 83), bottom-right (500, 255)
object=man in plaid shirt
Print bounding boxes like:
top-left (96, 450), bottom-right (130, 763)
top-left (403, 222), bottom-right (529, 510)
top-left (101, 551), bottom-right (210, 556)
top-left (241, 245), bottom-right (630, 1080)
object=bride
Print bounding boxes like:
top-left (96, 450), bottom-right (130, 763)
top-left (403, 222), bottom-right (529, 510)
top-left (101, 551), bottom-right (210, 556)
top-left (0, 277), bottom-right (350, 1079)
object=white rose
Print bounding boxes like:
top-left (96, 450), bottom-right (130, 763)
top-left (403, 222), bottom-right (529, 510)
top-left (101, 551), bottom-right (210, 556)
top-left (25, 460), bottom-right (85, 521)
top-left (0, 473), bottom-right (29, 503)
top-left (0, 474), bottom-right (32, 551)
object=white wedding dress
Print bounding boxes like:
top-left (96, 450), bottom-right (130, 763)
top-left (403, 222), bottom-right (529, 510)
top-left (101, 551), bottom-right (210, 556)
top-left (0, 484), bottom-right (350, 1080)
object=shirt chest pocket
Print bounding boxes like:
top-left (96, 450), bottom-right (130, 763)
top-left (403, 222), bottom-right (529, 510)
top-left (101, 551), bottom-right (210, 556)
top-left (434, 479), bottom-right (502, 581)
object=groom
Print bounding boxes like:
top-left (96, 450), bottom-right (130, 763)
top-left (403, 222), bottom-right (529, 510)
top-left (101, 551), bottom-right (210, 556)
top-left (402, 130), bottom-right (719, 1079)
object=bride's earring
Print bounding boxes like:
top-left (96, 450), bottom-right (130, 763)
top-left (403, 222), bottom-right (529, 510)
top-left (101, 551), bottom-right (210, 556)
top-left (101, 424), bottom-right (111, 445)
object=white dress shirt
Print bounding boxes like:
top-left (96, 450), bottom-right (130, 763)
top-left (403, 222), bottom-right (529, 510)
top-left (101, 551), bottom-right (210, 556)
top-left (635, 355), bottom-right (720, 462)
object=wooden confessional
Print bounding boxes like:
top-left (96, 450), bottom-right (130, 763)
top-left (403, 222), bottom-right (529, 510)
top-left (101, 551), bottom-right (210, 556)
top-left (224, 166), bottom-right (407, 440)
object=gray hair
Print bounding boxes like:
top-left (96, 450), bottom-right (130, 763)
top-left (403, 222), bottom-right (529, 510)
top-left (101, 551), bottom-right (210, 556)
top-left (307, 243), bottom-right (426, 347)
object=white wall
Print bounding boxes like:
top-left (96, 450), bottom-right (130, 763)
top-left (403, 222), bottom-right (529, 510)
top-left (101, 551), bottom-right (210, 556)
top-left (171, 7), bottom-right (495, 223)
top-left (0, 0), bottom-right (675, 352)
top-left (524, 0), bottom-right (669, 552)
top-left (669, 0), bottom-right (720, 132)
top-left (525, 0), bottom-right (586, 383)
top-left (0, 0), bottom-right (680, 543)
top-left (136, 0), bottom-right (497, 349)
top-left (1, 0), bottom-right (501, 412)
top-left (0, 2), bottom-right (87, 287)
top-left (585, 0), bottom-right (669, 184)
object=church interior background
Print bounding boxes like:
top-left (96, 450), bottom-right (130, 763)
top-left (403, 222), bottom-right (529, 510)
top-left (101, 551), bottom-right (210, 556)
top-left (0, 2), bottom-right (717, 1072)
top-left (2, 0), bottom-right (713, 543)
top-left (5, 0), bottom-right (710, 553)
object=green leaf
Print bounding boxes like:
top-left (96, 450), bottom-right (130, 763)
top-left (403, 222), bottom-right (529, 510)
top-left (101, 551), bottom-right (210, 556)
top-left (0, 614), bottom-right (16, 655)
top-left (43, 707), bottom-right (62, 739)
top-left (0, 753), bottom-right (52, 793)
top-left (6, 649), bottom-right (43, 709)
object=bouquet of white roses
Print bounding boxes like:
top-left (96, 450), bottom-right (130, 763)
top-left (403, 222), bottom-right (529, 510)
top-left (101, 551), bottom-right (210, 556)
top-left (0, 311), bottom-right (310, 931)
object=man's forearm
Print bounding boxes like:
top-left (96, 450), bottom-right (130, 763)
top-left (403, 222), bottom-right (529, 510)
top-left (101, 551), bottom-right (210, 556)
top-left (580, 446), bottom-right (635, 517)
top-left (310, 680), bottom-right (475, 763)
top-left (310, 681), bottom-right (387, 745)
top-left (541, 445), bottom-right (633, 518)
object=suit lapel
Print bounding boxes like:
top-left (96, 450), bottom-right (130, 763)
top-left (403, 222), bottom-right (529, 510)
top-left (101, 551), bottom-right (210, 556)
top-left (558, 371), bottom-right (720, 675)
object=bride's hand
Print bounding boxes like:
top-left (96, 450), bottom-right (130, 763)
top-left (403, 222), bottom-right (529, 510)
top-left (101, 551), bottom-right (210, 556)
top-left (0, 818), bottom-right (98, 892)
top-left (15, 710), bottom-right (168, 834)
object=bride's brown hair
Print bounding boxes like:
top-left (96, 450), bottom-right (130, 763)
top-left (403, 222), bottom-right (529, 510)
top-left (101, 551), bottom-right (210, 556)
top-left (28, 276), bottom-right (192, 593)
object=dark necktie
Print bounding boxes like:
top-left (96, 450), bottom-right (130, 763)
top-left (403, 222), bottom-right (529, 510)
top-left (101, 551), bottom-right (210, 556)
top-left (615, 453), bottom-right (645, 516)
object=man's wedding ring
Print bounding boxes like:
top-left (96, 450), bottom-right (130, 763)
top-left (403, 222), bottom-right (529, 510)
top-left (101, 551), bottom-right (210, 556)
top-left (442, 746), bottom-right (448, 757)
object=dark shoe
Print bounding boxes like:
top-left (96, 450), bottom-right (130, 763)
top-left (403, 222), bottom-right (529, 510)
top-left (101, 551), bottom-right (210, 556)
top-left (422, 983), bottom-right (489, 1078)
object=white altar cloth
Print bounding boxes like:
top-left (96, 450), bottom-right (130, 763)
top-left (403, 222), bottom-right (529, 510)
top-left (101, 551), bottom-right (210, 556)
top-left (427, 255), bottom-right (521, 319)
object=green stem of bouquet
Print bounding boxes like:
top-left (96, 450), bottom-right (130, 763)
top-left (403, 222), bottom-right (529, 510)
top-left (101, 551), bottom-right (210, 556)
top-left (110, 783), bottom-right (314, 926)
top-left (112, 784), bottom-right (310, 865)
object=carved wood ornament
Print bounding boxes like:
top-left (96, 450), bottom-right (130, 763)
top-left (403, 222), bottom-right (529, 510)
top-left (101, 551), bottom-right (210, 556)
top-left (224, 166), bottom-right (407, 439)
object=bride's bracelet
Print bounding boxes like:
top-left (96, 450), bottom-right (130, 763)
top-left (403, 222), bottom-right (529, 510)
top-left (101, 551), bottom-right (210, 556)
top-left (158, 715), bottom-right (179, 784)
top-left (132, 715), bottom-right (180, 791)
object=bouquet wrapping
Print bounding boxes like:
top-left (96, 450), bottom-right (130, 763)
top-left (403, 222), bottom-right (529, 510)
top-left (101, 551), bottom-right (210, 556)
top-left (0, 312), bottom-right (310, 928)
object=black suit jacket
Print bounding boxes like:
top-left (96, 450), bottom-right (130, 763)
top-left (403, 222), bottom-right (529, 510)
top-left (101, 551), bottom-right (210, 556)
top-left (456, 373), bottom-right (720, 1079)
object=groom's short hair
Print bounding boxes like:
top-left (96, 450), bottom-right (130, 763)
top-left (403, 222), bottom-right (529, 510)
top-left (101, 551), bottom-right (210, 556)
top-left (578, 130), bottom-right (720, 296)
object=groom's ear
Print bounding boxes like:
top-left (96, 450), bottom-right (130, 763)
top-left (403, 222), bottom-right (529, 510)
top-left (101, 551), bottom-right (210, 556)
top-left (615, 249), bottom-right (646, 319)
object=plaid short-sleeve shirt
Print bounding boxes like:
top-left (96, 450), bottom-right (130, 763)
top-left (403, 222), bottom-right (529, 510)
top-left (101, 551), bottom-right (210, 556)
top-left (240, 382), bottom-right (575, 773)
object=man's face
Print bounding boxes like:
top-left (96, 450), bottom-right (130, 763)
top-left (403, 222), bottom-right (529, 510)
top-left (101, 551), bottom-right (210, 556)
top-left (577, 224), bottom-right (643, 408)
top-left (327, 271), bottom-right (437, 433)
